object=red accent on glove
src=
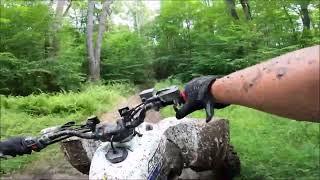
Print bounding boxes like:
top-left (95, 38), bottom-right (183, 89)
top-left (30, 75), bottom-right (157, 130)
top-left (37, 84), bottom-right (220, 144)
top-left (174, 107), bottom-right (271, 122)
top-left (31, 144), bottom-right (38, 150)
top-left (180, 91), bottom-right (187, 102)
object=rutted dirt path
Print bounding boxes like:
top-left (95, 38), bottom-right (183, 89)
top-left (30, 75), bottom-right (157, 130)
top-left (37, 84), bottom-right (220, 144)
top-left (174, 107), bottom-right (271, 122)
top-left (2, 95), bottom-right (161, 180)
top-left (100, 94), bottom-right (162, 124)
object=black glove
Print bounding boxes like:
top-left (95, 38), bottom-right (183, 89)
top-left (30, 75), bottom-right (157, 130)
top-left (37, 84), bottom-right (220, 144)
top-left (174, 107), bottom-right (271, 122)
top-left (0, 137), bottom-right (32, 157)
top-left (175, 76), bottom-right (229, 122)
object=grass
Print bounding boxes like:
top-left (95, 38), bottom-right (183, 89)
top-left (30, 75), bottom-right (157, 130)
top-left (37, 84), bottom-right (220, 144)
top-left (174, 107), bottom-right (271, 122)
top-left (156, 80), bottom-right (320, 180)
top-left (0, 84), bottom-right (134, 174)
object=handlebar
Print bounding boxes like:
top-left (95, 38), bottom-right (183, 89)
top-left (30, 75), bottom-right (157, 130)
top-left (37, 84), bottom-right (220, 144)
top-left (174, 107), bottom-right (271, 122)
top-left (0, 86), bottom-right (184, 158)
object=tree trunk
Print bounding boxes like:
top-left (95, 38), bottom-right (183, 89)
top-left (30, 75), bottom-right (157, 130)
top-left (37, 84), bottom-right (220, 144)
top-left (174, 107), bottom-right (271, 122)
top-left (86, 0), bottom-right (98, 81)
top-left (87, 0), bottom-right (113, 82)
top-left (240, 0), bottom-right (252, 20)
top-left (225, 0), bottom-right (239, 20)
top-left (132, 0), bottom-right (142, 35)
top-left (282, 5), bottom-right (298, 41)
top-left (94, 0), bottom-right (113, 72)
top-left (299, 1), bottom-right (310, 30)
top-left (51, 0), bottom-right (67, 57)
top-left (56, 0), bottom-right (66, 16)
top-left (63, 0), bottom-right (72, 17)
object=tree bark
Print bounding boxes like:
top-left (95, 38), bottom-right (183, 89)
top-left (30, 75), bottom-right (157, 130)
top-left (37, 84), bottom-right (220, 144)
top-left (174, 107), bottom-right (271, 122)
top-left (299, 1), bottom-right (310, 30)
top-left (94, 0), bottom-right (113, 70)
top-left (225, 0), bottom-right (239, 20)
top-left (55, 0), bottom-right (66, 16)
top-left (240, 0), bottom-right (252, 20)
top-left (282, 5), bottom-right (298, 41)
top-left (86, 0), bottom-right (97, 81)
top-left (51, 0), bottom-right (66, 57)
top-left (63, 0), bottom-right (72, 17)
top-left (87, 0), bottom-right (113, 82)
top-left (132, 0), bottom-right (142, 35)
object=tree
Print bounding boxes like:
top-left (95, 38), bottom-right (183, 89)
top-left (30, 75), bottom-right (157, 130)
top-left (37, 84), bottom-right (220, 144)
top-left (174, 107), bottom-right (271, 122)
top-left (86, 0), bottom-right (113, 82)
top-left (225, 0), bottom-right (239, 20)
top-left (299, 0), bottom-right (311, 30)
top-left (240, 0), bottom-right (252, 20)
top-left (224, 0), bottom-right (252, 20)
top-left (46, 0), bottom-right (74, 58)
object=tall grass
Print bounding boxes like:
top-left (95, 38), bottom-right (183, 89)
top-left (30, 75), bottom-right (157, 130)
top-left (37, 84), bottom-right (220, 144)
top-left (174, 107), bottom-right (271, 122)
top-left (0, 84), bottom-right (134, 174)
top-left (157, 81), bottom-right (320, 180)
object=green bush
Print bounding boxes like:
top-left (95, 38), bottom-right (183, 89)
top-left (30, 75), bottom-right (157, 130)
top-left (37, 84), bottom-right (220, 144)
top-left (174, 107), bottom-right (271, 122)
top-left (101, 29), bottom-right (153, 84)
top-left (0, 53), bottom-right (85, 96)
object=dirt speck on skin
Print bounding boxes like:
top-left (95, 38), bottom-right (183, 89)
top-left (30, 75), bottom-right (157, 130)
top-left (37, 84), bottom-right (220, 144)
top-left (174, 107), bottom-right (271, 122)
top-left (276, 67), bottom-right (287, 79)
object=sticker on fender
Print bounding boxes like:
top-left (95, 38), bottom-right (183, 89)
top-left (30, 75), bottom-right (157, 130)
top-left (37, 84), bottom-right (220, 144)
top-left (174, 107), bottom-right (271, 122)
top-left (147, 140), bottom-right (164, 180)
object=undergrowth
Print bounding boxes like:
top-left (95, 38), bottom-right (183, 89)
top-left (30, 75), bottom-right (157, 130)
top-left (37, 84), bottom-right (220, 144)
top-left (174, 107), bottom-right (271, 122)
top-left (0, 84), bottom-right (134, 174)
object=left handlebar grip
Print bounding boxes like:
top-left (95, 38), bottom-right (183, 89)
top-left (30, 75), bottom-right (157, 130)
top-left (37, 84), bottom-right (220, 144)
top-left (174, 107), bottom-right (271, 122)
top-left (0, 137), bottom-right (32, 157)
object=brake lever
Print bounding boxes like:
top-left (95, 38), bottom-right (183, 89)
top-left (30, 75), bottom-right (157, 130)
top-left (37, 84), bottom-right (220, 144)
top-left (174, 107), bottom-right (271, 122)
top-left (61, 121), bottom-right (76, 129)
top-left (205, 101), bottom-right (214, 123)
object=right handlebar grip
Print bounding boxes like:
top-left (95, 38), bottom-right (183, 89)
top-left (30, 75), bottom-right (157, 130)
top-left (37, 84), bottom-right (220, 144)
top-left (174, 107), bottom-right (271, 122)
top-left (0, 137), bottom-right (32, 157)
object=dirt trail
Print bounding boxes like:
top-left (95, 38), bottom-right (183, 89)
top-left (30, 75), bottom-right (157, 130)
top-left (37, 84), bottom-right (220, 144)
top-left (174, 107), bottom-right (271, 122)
top-left (1, 149), bottom-right (89, 180)
top-left (2, 95), bottom-right (161, 180)
top-left (100, 94), bottom-right (162, 124)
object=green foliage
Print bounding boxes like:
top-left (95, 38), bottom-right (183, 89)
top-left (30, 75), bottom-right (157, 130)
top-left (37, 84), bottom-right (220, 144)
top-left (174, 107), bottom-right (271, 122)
top-left (0, 4), bottom-right (86, 95)
top-left (0, 84), bottom-right (134, 173)
top-left (0, 52), bottom-right (85, 95)
top-left (101, 29), bottom-right (152, 84)
top-left (157, 80), bottom-right (319, 180)
top-left (0, 3), bottom-right (53, 61)
top-left (149, 0), bottom-right (319, 81)
top-left (1, 0), bottom-right (319, 94)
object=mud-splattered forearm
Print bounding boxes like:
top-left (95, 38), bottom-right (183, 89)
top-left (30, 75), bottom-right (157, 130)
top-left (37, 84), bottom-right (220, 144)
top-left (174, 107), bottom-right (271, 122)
top-left (212, 45), bottom-right (320, 122)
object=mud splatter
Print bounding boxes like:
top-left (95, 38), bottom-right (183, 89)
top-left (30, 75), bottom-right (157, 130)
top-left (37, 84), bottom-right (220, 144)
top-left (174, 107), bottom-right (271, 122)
top-left (243, 82), bottom-right (249, 92)
top-left (287, 59), bottom-right (291, 64)
top-left (252, 69), bottom-right (262, 83)
top-left (266, 68), bottom-right (272, 73)
top-left (242, 69), bottom-right (262, 92)
top-left (308, 60), bottom-right (316, 64)
top-left (276, 67), bottom-right (287, 79)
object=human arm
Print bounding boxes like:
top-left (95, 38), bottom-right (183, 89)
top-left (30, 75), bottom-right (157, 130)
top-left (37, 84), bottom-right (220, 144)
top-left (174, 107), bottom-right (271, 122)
top-left (212, 45), bottom-right (319, 122)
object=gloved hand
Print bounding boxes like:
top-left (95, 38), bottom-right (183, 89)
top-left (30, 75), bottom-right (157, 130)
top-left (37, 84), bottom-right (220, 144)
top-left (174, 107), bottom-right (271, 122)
top-left (0, 137), bottom-right (32, 157)
top-left (175, 76), bottom-right (229, 122)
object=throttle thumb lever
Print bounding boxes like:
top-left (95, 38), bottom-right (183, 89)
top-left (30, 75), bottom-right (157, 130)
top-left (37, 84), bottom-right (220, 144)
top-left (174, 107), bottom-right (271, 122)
top-left (205, 101), bottom-right (214, 122)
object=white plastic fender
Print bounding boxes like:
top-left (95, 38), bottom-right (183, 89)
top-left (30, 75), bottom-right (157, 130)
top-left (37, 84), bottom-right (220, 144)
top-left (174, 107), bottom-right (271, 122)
top-left (89, 117), bottom-right (186, 180)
